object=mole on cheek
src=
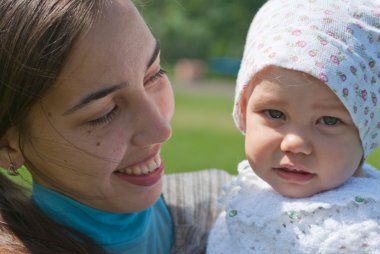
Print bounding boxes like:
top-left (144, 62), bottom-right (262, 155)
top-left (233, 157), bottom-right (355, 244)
top-left (96, 142), bottom-right (101, 147)
top-left (47, 112), bottom-right (52, 117)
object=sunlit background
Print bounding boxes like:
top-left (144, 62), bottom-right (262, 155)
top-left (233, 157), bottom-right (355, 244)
top-left (9, 1), bottom-right (379, 183)
top-left (136, 0), bottom-right (380, 175)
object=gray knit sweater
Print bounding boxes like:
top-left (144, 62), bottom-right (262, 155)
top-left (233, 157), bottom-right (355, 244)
top-left (163, 169), bottom-right (232, 254)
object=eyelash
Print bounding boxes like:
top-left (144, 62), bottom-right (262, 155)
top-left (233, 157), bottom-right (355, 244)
top-left (146, 68), bottom-right (167, 84)
top-left (87, 105), bottom-right (120, 127)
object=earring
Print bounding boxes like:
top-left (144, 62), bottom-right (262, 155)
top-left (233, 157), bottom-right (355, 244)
top-left (7, 153), bottom-right (19, 176)
top-left (8, 162), bottom-right (19, 176)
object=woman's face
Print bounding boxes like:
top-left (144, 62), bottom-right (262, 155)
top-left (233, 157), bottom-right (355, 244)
top-left (21, 0), bottom-right (174, 213)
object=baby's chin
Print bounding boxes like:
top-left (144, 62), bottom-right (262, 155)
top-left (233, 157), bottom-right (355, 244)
top-left (273, 186), bottom-right (326, 199)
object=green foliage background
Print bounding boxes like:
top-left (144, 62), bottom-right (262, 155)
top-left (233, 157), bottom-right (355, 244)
top-left (136, 0), bottom-right (267, 64)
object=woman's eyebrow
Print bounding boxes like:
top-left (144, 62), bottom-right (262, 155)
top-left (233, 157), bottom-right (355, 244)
top-left (147, 39), bottom-right (160, 68)
top-left (63, 40), bottom-right (160, 116)
top-left (62, 82), bottom-right (127, 116)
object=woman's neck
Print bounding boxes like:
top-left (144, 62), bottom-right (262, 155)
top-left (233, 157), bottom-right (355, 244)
top-left (31, 181), bottom-right (173, 253)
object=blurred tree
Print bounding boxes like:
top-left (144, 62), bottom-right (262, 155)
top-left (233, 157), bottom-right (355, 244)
top-left (135, 0), bottom-right (266, 65)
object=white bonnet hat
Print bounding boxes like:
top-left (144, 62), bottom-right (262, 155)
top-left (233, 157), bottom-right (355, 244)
top-left (233, 0), bottom-right (380, 157)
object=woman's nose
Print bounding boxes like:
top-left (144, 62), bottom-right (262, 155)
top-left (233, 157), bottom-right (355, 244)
top-left (280, 131), bottom-right (312, 155)
top-left (131, 96), bottom-right (172, 147)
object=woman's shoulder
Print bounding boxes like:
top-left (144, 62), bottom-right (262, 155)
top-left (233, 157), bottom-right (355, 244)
top-left (162, 169), bottom-right (232, 254)
top-left (0, 215), bottom-right (28, 254)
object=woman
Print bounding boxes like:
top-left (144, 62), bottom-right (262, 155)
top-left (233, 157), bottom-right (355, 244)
top-left (0, 0), bottom-right (231, 253)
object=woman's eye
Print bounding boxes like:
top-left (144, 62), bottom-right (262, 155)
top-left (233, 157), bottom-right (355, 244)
top-left (264, 109), bottom-right (285, 119)
top-left (318, 116), bottom-right (341, 126)
top-left (145, 68), bottom-right (167, 85)
top-left (87, 106), bottom-right (120, 127)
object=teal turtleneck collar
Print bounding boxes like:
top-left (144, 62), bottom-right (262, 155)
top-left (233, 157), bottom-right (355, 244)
top-left (32, 181), bottom-right (173, 254)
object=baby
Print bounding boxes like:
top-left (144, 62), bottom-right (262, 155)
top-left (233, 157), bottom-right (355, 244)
top-left (207, 0), bottom-right (380, 253)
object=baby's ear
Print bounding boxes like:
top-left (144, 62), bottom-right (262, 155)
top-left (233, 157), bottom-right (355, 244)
top-left (238, 81), bottom-right (255, 133)
top-left (239, 96), bottom-right (248, 132)
top-left (0, 127), bottom-right (24, 170)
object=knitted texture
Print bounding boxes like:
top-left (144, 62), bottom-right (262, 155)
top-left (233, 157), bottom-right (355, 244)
top-left (163, 169), bottom-right (232, 254)
top-left (207, 161), bottom-right (380, 254)
top-left (232, 0), bottom-right (380, 157)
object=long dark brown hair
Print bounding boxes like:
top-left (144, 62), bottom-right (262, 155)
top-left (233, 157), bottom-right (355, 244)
top-left (0, 0), bottom-right (111, 253)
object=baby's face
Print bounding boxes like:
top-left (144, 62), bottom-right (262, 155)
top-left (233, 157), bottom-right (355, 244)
top-left (241, 66), bottom-right (363, 198)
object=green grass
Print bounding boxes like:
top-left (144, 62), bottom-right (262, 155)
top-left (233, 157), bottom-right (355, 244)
top-left (368, 147), bottom-right (380, 169)
top-left (162, 89), bottom-right (245, 174)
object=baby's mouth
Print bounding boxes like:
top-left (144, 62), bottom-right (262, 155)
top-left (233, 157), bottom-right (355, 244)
top-left (278, 167), bottom-right (310, 174)
top-left (115, 154), bottom-right (161, 176)
top-left (273, 165), bottom-right (316, 182)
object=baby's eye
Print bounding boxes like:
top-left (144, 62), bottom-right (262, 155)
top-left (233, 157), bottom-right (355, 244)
top-left (264, 109), bottom-right (285, 119)
top-left (318, 116), bottom-right (342, 126)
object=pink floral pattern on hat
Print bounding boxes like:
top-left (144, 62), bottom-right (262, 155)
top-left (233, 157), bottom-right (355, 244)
top-left (233, 0), bottom-right (380, 157)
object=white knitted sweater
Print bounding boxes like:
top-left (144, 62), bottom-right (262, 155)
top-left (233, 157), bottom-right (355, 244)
top-left (207, 160), bottom-right (380, 254)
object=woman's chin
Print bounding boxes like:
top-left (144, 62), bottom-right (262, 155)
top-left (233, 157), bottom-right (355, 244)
top-left (110, 181), bottom-right (163, 213)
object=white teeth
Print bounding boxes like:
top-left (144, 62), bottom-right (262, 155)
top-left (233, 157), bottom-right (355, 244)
top-left (141, 165), bottom-right (149, 174)
top-left (133, 166), bottom-right (142, 175)
top-left (155, 156), bottom-right (161, 166)
top-left (117, 154), bottom-right (161, 175)
top-left (148, 160), bottom-right (156, 169)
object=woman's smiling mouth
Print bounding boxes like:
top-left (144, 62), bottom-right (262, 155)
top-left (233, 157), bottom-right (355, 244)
top-left (115, 153), bottom-right (162, 175)
top-left (114, 153), bottom-right (164, 186)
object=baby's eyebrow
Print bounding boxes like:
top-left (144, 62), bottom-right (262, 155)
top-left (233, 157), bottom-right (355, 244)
top-left (311, 101), bottom-right (346, 111)
top-left (251, 93), bottom-right (287, 106)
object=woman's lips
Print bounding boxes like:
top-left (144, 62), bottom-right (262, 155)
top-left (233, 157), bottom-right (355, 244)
top-left (273, 167), bottom-right (315, 182)
top-left (114, 163), bottom-right (164, 186)
top-left (113, 153), bottom-right (164, 186)
top-left (115, 154), bottom-right (161, 175)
